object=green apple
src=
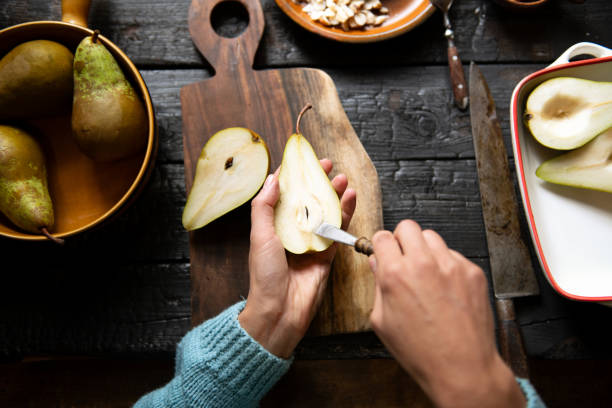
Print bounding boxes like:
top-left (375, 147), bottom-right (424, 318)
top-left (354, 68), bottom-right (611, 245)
top-left (525, 77), bottom-right (612, 150)
top-left (536, 128), bottom-right (612, 192)
top-left (274, 105), bottom-right (342, 254)
top-left (182, 127), bottom-right (270, 230)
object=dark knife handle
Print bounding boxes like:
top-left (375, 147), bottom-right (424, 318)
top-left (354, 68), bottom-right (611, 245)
top-left (448, 46), bottom-right (469, 110)
top-left (355, 237), bottom-right (374, 256)
top-left (496, 298), bottom-right (529, 378)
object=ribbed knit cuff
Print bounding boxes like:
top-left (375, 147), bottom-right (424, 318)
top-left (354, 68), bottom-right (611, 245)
top-left (178, 301), bottom-right (293, 408)
top-left (516, 377), bottom-right (546, 408)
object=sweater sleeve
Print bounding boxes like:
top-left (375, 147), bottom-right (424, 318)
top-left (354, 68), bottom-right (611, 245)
top-left (516, 377), bottom-right (546, 408)
top-left (134, 301), bottom-right (293, 408)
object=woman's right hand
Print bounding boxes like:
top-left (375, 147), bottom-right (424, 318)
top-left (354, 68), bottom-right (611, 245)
top-left (368, 220), bottom-right (525, 408)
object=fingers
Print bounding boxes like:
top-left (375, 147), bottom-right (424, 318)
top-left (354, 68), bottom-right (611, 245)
top-left (393, 220), bottom-right (431, 260)
top-left (250, 173), bottom-right (280, 244)
top-left (372, 230), bottom-right (402, 266)
top-left (340, 188), bottom-right (356, 230)
top-left (330, 171), bottom-right (355, 230)
top-left (320, 158), bottom-right (332, 175)
top-left (422, 229), bottom-right (454, 268)
top-left (331, 173), bottom-right (348, 197)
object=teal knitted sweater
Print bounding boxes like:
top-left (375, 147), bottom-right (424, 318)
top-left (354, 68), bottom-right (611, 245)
top-left (134, 301), bottom-right (545, 408)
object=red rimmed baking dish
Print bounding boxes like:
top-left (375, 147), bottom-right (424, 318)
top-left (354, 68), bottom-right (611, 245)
top-left (510, 42), bottom-right (612, 302)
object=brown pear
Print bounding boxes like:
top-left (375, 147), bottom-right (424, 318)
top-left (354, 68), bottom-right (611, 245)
top-left (0, 125), bottom-right (54, 235)
top-left (71, 32), bottom-right (147, 162)
top-left (0, 40), bottom-right (73, 119)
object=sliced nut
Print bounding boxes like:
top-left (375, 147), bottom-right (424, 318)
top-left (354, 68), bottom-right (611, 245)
top-left (364, 9), bottom-right (376, 25)
top-left (297, 0), bottom-right (389, 31)
top-left (374, 14), bottom-right (388, 25)
top-left (353, 12), bottom-right (367, 26)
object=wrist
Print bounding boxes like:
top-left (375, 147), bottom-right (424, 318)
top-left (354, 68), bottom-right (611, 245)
top-left (238, 301), bottom-right (301, 359)
top-left (429, 355), bottom-right (526, 408)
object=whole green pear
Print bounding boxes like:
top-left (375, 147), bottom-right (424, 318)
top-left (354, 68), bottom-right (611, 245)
top-left (0, 125), bottom-right (54, 234)
top-left (0, 40), bottom-right (73, 119)
top-left (71, 33), bottom-right (147, 162)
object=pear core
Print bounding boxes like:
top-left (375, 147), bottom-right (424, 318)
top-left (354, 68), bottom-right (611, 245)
top-left (525, 77), bottom-right (612, 150)
top-left (182, 127), bottom-right (270, 230)
top-left (274, 130), bottom-right (341, 254)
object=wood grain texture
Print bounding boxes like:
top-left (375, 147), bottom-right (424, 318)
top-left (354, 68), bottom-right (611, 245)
top-left (1, 65), bottom-right (612, 357)
top-left (139, 64), bottom-right (532, 164)
top-left (2, 357), bottom-right (612, 407)
top-left (2, 0), bottom-right (611, 67)
top-left (182, 0), bottom-right (382, 335)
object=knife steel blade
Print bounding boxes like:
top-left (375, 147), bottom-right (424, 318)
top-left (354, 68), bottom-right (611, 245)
top-left (315, 223), bottom-right (374, 256)
top-left (469, 62), bottom-right (539, 378)
top-left (469, 62), bottom-right (539, 299)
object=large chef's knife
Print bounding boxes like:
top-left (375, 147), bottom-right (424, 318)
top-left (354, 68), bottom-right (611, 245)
top-left (469, 63), bottom-right (539, 378)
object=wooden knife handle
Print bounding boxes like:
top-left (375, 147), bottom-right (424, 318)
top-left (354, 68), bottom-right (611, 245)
top-left (496, 298), bottom-right (529, 378)
top-left (355, 237), bottom-right (374, 256)
top-left (447, 46), bottom-right (469, 110)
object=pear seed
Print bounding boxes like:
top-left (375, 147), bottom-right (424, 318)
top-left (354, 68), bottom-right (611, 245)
top-left (225, 157), bottom-right (233, 170)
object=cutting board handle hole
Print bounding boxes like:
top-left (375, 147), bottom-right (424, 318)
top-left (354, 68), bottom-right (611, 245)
top-left (211, 1), bottom-right (249, 39)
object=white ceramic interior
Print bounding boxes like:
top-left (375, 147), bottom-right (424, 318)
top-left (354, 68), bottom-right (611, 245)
top-left (510, 42), bottom-right (612, 301)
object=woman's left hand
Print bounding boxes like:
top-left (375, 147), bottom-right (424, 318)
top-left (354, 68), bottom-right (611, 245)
top-left (239, 159), bottom-right (357, 358)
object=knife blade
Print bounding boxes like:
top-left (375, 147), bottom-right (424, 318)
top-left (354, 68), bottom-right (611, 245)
top-left (315, 223), bottom-right (374, 256)
top-left (469, 62), bottom-right (539, 378)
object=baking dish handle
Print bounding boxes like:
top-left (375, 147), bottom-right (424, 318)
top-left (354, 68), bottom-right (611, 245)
top-left (549, 42), bottom-right (612, 67)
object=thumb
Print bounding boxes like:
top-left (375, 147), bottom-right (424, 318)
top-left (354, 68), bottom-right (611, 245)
top-left (250, 173), bottom-right (279, 243)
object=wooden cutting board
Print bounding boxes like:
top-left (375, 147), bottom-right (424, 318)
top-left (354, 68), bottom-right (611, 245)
top-left (181, 0), bottom-right (383, 335)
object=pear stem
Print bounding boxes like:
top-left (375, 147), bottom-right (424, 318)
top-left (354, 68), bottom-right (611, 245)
top-left (41, 227), bottom-right (65, 245)
top-left (296, 104), bottom-right (313, 135)
top-left (92, 29), bottom-right (100, 43)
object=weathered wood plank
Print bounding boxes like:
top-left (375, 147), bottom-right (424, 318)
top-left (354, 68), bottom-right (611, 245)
top-left (1, 357), bottom-right (611, 407)
top-left (2, 0), bottom-right (609, 67)
top-left (141, 64), bottom-right (533, 164)
top-left (0, 159), bottom-right (487, 261)
top-left (2, 158), bottom-right (611, 358)
top-left (0, 263), bottom-right (191, 359)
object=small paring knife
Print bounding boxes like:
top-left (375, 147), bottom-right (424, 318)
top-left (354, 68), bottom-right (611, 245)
top-left (314, 222), bottom-right (374, 256)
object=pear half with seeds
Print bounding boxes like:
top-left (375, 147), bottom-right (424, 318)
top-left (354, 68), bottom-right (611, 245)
top-left (182, 127), bottom-right (270, 230)
top-left (536, 128), bottom-right (612, 192)
top-left (525, 77), bottom-right (612, 150)
top-left (274, 105), bottom-right (342, 254)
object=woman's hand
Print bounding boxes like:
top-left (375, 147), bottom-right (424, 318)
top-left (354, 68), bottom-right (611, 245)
top-left (369, 220), bottom-right (525, 408)
top-left (239, 159), bottom-right (356, 359)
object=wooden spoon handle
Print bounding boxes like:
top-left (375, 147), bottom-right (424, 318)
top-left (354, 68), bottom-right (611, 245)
top-left (447, 46), bottom-right (469, 110)
top-left (355, 237), bottom-right (374, 256)
top-left (188, 0), bottom-right (264, 74)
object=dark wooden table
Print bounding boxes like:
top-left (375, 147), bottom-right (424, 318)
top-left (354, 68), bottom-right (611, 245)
top-left (1, 0), bottom-right (612, 406)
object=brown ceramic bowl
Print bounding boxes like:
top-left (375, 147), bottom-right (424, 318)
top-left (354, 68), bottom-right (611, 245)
top-left (275, 0), bottom-right (434, 43)
top-left (0, 0), bottom-right (157, 242)
top-left (491, 0), bottom-right (550, 11)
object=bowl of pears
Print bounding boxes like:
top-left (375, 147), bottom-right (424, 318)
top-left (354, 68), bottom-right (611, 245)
top-left (0, 0), bottom-right (157, 243)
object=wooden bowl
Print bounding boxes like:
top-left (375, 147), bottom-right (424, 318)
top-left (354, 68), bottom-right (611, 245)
top-left (275, 0), bottom-right (434, 43)
top-left (0, 0), bottom-right (157, 242)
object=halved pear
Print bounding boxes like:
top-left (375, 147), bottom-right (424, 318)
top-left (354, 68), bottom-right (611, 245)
top-left (536, 128), bottom-right (612, 192)
top-left (182, 127), bottom-right (270, 230)
top-left (525, 77), bottom-right (612, 150)
top-left (274, 106), bottom-right (342, 254)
